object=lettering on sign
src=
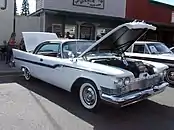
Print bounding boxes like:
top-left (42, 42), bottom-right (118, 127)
top-left (73, 0), bottom-right (104, 9)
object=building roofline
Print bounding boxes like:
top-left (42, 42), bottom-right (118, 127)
top-left (29, 8), bottom-right (174, 31)
top-left (28, 8), bottom-right (129, 21)
top-left (28, 8), bottom-right (44, 16)
top-left (149, 0), bottom-right (174, 9)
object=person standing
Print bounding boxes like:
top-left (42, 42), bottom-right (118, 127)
top-left (65, 32), bottom-right (72, 39)
top-left (6, 32), bottom-right (16, 64)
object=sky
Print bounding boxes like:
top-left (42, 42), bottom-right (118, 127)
top-left (151, 0), bottom-right (174, 6)
top-left (16, 0), bottom-right (36, 14)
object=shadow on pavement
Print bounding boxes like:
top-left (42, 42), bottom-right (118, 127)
top-left (1, 76), bottom-right (174, 130)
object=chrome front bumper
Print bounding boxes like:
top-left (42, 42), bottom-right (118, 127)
top-left (100, 82), bottom-right (169, 107)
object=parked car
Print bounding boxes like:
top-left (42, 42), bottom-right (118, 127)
top-left (125, 41), bottom-right (174, 85)
top-left (12, 21), bottom-right (169, 111)
top-left (170, 47), bottom-right (174, 53)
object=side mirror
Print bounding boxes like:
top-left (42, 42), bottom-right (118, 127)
top-left (68, 52), bottom-right (77, 62)
top-left (68, 51), bottom-right (75, 59)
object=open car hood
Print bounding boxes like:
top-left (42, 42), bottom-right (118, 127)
top-left (78, 21), bottom-right (156, 57)
top-left (22, 32), bottom-right (58, 52)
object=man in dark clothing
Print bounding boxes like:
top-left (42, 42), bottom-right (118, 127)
top-left (65, 32), bottom-right (72, 39)
top-left (6, 44), bottom-right (13, 64)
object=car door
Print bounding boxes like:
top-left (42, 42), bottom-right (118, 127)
top-left (34, 42), bottom-right (63, 87)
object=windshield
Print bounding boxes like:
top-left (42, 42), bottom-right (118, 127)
top-left (147, 43), bottom-right (172, 54)
top-left (62, 41), bottom-right (94, 58)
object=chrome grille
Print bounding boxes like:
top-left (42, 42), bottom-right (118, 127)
top-left (128, 74), bottom-right (161, 92)
top-left (101, 74), bottom-right (162, 96)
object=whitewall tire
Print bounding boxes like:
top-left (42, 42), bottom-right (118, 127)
top-left (79, 81), bottom-right (100, 111)
top-left (23, 68), bottom-right (31, 81)
top-left (166, 68), bottom-right (174, 85)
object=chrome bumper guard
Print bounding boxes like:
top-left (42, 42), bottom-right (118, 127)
top-left (100, 82), bottom-right (169, 107)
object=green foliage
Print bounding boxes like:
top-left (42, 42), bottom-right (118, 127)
top-left (21, 0), bottom-right (30, 16)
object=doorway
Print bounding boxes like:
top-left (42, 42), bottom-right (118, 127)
top-left (80, 23), bottom-right (95, 40)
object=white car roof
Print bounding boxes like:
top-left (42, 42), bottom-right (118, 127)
top-left (47, 39), bottom-right (94, 44)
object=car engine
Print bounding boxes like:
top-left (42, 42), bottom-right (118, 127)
top-left (91, 58), bottom-right (155, 78)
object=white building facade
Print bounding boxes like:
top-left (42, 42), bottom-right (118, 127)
top-left (0, 1), bottom-right (40, 45)
top-left (33, 0), bottom-right (128, 40)
top-left (0, 0), bottom-right (14, 44)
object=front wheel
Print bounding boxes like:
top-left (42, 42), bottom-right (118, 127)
top-left (23, 67), bottom-right (31, 81)
top-left (165, 68), bottom-right (174, 85)
top-left (79, 81), bottom-right (100, 111)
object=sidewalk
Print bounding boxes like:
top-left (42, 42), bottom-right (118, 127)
top-left (0, 61), bottom-right (22, 76)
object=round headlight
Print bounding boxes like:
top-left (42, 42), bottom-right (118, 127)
top-left (124, 77), bottom-right (131, 85)
top-left (160, 70), bottom-right (166, 77)
top-left (160, 72), bottom-right (163, 77)
top-left (114, 78), bottom-right (123, 86)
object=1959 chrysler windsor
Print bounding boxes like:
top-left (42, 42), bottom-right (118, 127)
top-left (13, 21), bottom-right (169, 111)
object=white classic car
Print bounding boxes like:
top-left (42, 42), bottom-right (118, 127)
top-left (125, 41), bottom-right (174, 85)
top-left (12, 21), bottom-right (169, 111)
top-left (170, 47), bottom-right (174, 53)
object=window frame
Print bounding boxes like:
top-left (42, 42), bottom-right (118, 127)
top-left (133, 44), bottom-right (145, 53)
top-left (33, 42), bottom-right (62, 58)
top-left (133, 43), bottom-right (150, 54)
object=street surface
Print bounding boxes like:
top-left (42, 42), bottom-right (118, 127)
top-left (0, 75), bottom-right (174, 130)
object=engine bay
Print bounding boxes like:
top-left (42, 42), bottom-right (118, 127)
top-left (90, 58), bottom-right (155, 78)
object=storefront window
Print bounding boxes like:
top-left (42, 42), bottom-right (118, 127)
top-left (96, 27), bottom-right (113, 40)
top-left (80, 23), bottom-right (95, 40)
top-left (52, 24), bottom-right (63, 37)
top-left (65, 24), bottom-right (76, 39)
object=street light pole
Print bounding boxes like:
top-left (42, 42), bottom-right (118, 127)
top-left (13, 0), bottom-right (16, 34)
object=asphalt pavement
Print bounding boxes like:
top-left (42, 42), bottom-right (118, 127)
top-left (0, 75), bottom-right (174, 130)
top-left (0, 61), bottom-right (21, 76)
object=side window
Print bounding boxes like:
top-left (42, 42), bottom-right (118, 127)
top-left (36, 43), bottom-right (60, 57)
top-left (133, 45), bottom-right (145, 53)
top-left (38, 44), bottom-right (59, 53)
top-left (144, 46), bottom-right (149, 54)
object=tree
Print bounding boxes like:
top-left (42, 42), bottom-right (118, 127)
top-left (21, 0), bottom-right (30, 16)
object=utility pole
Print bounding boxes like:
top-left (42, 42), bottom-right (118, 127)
top-left (13, 0), bottom-right (16, 33)
top-left (21, 0), bottom-right (30, 16)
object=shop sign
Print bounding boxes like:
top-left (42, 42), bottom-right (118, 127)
top-left (73, 0), bottom-right (104, 9)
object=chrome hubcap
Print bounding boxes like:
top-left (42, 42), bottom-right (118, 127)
top-left (24, 69), bottom-right (30, 79)
top-left (82, 86), bottom-right (96, 106)
top-left (168, 71), bottom-right (174, 81)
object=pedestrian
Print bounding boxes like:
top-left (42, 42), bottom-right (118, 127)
top-left (0, 40), bottom-right (7, 61)
top-left (6, 32), bottom-right (16, 65)
top-left (65, 32), bottom-right (72, 39)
